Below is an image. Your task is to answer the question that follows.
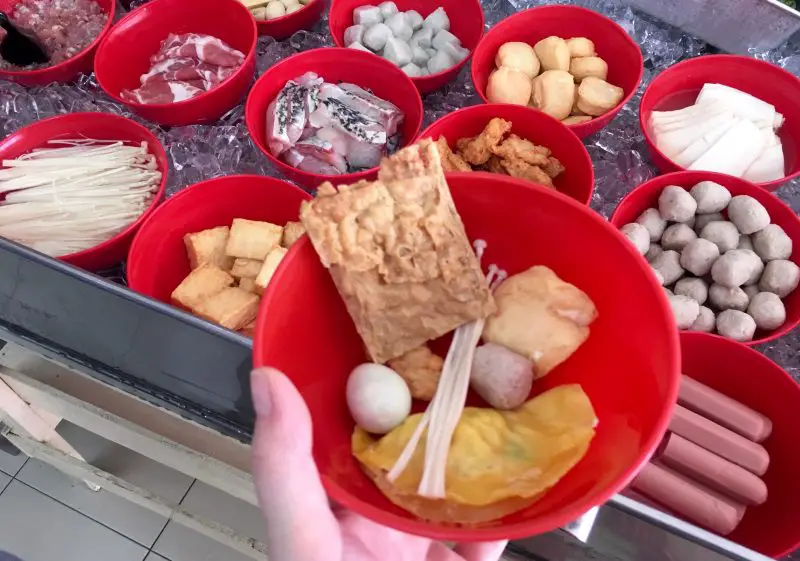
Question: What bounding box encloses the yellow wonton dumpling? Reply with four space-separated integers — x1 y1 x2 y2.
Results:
352 384 596 524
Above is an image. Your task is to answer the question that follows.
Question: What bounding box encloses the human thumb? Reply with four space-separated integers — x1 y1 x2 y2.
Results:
251 367 341 561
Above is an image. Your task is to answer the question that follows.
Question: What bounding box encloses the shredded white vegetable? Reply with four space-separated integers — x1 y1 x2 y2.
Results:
0 139 161 257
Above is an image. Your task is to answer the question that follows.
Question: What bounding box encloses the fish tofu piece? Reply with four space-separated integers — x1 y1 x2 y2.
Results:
171 264 234 310
281 221 306 248
457 118 512 166
225 218 283 260
238 277 257 293
387 345 443 401
229 258 263 279
483 265 598 377
255 247 288 295
195 287 260 331
434 136 472 172
184 226 234 270
490 134 550 166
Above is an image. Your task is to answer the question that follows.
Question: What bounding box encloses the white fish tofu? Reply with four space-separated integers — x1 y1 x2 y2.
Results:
383 36 412 67
423 6 450 32
427 49 454 74
432 29 460 50
354 5 382 26
409 27 434 48
344 24 365 47
385 12 413 42
363 22 392 51
378 1 398 18
401 62 423 77
405 9 424 30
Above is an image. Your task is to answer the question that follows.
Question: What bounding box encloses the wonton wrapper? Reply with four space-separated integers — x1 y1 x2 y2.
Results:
352 384 596 524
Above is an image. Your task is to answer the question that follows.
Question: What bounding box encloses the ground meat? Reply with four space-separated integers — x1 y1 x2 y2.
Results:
0 0 107 70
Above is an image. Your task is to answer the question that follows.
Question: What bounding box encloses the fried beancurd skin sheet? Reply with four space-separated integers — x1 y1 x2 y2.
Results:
353 385 597 524
299 140 496 364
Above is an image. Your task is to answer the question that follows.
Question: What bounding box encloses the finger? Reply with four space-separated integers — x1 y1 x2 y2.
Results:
453 541 509 561
251 367 341 561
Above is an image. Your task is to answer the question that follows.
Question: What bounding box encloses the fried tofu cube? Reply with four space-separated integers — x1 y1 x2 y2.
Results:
184 226 234 270
238 277 257 293
281 221 306 248
225 219 283 260
171 264 234 310
194 287 260 331
254 247 288 295
230 258 263 279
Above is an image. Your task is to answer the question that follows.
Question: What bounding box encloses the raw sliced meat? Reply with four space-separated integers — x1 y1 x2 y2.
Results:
152 33 245 68
121 80 205 105
140 58 237 90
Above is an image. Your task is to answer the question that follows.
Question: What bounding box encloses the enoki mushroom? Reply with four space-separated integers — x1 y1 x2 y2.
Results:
0 139 161 257
388 239 508 499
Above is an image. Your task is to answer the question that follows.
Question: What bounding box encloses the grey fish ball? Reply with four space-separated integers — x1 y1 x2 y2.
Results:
636 208 667 242
727 195 770 235
620 223 650 256
651 250 685 285
740 249 765 285
690 181 732 213
738 235 754 251
646 243 663 262
743 284 760 300
711 249 758 288
747 292 786 331
694 212 724 234
662 223 698 251
716 310 757 342
752 224 792 261
664 287 674 296
675 277 708 305
669 294 700 329
759 259 800 298
681 238 720 276
659 185 698 223
689 306 716 333
701 221 740 253
709 283 749 311
651 266 665 286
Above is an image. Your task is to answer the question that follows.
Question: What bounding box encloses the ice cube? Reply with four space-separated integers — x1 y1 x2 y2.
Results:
423 7 450 32
354 5 382 26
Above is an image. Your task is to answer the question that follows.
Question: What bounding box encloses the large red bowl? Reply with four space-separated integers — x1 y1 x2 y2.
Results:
245 47 424 190
127 175 311 305
94 0 257 126
678 332 800 558
418 104 594 205
471 5 643 139
0 112 167 272
639 55 800 191
253 171 680 541
609 171 800 346
0 0 115 86
329 0 485 94
255 0 325 39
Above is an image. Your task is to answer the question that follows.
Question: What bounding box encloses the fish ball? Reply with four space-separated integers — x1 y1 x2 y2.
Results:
636 208 667 242
669 294 700 329
620 223 650 256
569 56 608 82
346 363 411 434
662 223 697 251
689 306 716 333
405 9 423 30
495 42 540 78
716 310 757 342
694 212 724 234
711 249 758 288
681 238 720 277
709 283 749 312
759 259 800 298
659 185 698 223
487 67 532 106
531 70 575 121
738 235 754 251
385 12 413 42
651 249 685 286
727 195 770 235
747 292 786 331
700 221 740 253
354 5 383 26
742 284 759 300
344 24 365 46
675 277 708 305
646 243 663 262
566 37 595 57
471 343 534 410
533 36 570 71
752 224 792 261
423 6 450 32
363 22 392 51
690 181 731 213
651 267 665 286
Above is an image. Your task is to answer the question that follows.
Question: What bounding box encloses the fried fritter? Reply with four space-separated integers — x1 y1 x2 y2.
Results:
499 159 555 188
542 156 566 179
457 118 513 166
491 134 550 166
433 136 472 172
387 345 443 401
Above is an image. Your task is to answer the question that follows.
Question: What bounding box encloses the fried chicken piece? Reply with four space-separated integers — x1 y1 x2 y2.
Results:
542 157 566 179
499 159 555 188
490 134 551 167
485 155 506 175
387 345 443 401
434 136 472 172
457 118 513 166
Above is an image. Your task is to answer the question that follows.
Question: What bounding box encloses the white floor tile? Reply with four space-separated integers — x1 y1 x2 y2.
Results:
180 481 268 543
17 459 168 548
0 470 11 492
152 522 257 561
0 447 27 477
144 554 169 561
0 480 147 561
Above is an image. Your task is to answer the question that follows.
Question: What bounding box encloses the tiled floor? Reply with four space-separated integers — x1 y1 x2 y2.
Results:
0 423 262 561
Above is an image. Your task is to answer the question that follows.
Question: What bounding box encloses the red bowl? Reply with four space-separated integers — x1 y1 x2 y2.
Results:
0 112 167 272
678 332 800 558
328 0 485 94
127 175 311 305
253 171 680 541
418 104 594 205
609 171 800 346
255 0 325 39
471 5 644 139
245 47 424 190
639 55 800 191
0 0 115 86
94 0 257 126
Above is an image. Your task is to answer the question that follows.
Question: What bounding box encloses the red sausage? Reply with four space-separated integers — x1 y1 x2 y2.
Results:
670 405 770 476
680 375 772 442
632 463 745 536
660 433 768 505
